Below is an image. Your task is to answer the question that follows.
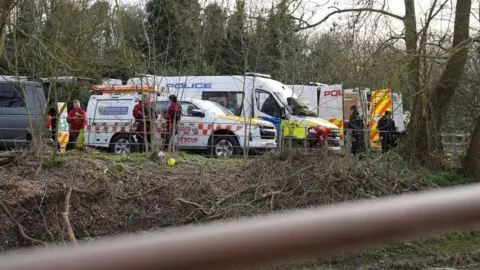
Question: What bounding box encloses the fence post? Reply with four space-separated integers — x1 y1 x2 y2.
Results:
211 121 215 158
304 126 308 149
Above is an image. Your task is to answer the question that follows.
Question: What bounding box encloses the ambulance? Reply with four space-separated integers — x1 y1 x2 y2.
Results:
287 83 405 149
126 73 342 150
84 84 277 157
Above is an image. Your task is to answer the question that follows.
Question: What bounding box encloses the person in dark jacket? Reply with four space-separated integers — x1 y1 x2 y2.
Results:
377 110 396 153
46 107 61 150
66 100 86 151
162 94 182 151
347 105 365 155
133 93 157 152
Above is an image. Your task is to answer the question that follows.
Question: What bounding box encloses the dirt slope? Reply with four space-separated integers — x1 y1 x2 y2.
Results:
1 150 472 269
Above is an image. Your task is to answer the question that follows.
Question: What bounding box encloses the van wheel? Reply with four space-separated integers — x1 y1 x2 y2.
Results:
211 135 239 158
109 134 132 155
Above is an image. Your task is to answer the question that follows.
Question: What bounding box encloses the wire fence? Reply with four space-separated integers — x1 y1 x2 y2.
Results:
0 118 335 157
441 133 470 156
0 118 471 159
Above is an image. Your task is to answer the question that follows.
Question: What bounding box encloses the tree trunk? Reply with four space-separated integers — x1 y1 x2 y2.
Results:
464 5 480 181
465 117 480 181
404 0 472 167
427 0 471 146
404 0 419 111
0 0 18 56
0 21 7 56
402 0 428 163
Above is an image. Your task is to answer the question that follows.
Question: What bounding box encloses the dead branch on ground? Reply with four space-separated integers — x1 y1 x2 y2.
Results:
0 201 46 246
119 184 167 200
62 188 78 245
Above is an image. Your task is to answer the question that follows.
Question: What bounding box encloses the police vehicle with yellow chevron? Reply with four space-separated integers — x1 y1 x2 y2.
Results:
127 73 341 150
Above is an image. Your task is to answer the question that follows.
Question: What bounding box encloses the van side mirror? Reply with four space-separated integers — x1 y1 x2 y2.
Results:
280 107 286 119
287 97 292 106
190 109 205 118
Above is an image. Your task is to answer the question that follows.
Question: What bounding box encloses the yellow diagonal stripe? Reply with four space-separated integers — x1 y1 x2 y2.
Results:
369 89 392 148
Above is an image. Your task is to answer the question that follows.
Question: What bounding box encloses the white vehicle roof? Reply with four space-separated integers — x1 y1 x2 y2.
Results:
127 75 299 98
0 75 28 82
101 78 123 85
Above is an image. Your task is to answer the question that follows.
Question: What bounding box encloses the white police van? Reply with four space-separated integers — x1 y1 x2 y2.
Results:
126 73 341 150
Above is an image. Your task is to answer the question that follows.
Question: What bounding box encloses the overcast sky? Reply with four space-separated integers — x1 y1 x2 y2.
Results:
113 0 478 37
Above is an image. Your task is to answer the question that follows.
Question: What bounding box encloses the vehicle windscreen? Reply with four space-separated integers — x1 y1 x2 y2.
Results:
273 90 317 117
156 100 234 116
0 83 25 107
205 101 234 116
273 90 297 109
289 97 317 117
0 83 46 109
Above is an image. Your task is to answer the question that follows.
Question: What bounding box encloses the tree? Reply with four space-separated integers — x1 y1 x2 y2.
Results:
146 0 201 71
405 0 472 167
201 3 227 73
0 0 18 56
294 0 473 168
464 31 480 180
217 0 247 74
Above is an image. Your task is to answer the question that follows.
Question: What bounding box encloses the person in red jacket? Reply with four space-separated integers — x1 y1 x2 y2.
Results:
66 100 86 151
133 93 157 152
162 94 182 151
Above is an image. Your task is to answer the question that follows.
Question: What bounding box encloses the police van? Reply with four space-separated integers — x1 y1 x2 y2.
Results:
126 73 341 150
84 84 277 157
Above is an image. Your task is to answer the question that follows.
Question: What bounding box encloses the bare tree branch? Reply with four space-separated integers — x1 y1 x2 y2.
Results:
62 188 78 245
0 202 46 246
294 6 403 32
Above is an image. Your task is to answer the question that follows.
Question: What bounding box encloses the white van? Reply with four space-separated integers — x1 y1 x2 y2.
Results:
287 83 405 132
126 73 341 150
288 83 406 150
84 84 277 156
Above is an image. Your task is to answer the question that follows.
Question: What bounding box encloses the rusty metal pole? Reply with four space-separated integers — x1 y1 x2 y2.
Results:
2 184 480 270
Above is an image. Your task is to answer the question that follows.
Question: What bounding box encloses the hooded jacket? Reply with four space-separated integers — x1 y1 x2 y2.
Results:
66 108 86 133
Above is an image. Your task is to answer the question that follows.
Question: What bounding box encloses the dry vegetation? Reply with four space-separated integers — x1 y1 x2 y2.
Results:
0 150 457 267
2 0 480 267
0 148 477 268
0 150 478 268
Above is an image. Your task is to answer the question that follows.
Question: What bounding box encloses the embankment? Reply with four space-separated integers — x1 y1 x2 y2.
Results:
0 150 477 269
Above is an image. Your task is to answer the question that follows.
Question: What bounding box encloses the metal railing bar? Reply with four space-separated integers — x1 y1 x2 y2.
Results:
1 184 480 270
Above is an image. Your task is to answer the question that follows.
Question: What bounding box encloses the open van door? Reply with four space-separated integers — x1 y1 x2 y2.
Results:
342 91 360 151
392 93 405 132
368 89 392 150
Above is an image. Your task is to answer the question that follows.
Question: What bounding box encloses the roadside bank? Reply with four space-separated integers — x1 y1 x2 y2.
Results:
0 150 476 269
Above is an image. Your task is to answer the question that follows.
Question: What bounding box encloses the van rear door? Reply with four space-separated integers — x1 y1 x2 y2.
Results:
88 97 133 147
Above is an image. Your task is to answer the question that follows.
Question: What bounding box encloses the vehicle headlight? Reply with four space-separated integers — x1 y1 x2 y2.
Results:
258 123 273 129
